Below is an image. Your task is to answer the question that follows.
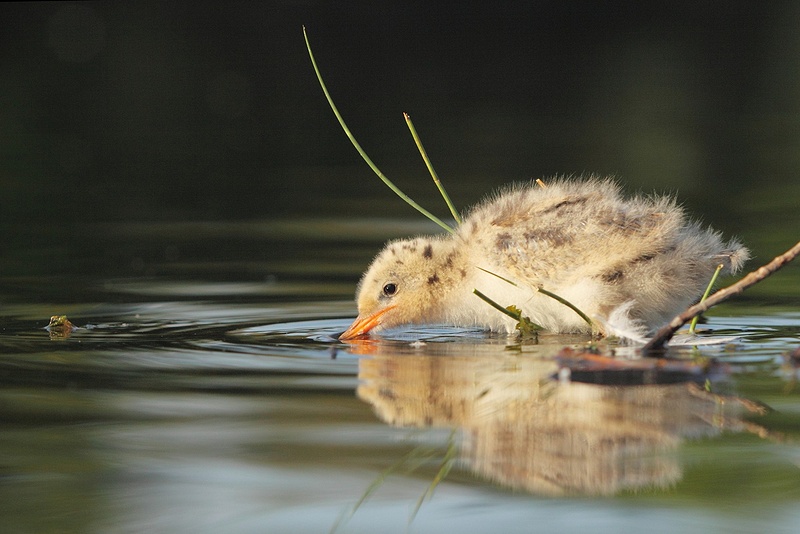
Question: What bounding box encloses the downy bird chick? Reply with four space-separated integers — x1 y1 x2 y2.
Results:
340 178 748 339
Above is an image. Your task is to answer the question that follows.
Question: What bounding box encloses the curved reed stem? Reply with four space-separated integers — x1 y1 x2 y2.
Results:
303 27 455 234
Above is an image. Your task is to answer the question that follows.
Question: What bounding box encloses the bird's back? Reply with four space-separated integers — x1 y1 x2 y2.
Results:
458 178 747 330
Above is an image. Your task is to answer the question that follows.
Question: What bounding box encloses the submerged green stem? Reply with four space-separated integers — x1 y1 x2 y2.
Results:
689 263 725 335
403 112 462 225
303 27 455 234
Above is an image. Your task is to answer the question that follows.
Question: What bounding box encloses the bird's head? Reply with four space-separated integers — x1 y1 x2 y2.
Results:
339 236 465 340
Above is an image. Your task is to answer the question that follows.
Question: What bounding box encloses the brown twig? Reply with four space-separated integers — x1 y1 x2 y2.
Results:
642 240 800 353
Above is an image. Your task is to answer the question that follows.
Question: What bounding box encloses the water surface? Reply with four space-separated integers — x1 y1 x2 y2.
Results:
0 217 798 534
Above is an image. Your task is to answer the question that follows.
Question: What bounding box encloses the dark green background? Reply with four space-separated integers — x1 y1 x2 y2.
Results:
3 2 799 225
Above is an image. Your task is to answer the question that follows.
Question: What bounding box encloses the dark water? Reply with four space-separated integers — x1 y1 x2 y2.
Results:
1 214 798 534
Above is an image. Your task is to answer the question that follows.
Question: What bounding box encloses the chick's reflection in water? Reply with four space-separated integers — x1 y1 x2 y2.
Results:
355 344 762 496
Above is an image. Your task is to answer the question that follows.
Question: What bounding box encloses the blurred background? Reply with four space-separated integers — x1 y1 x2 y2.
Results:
2 2 799 231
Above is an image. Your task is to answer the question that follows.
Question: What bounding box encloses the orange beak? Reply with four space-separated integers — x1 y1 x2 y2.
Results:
339 305 396 340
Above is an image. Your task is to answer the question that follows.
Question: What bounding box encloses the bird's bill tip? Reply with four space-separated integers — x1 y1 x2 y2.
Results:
339 305 396 340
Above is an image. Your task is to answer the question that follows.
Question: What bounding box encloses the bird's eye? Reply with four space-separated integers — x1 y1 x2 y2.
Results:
382 283 398 296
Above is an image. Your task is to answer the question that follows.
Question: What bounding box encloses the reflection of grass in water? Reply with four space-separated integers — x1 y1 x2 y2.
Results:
411 430 459 522
331 430 457 533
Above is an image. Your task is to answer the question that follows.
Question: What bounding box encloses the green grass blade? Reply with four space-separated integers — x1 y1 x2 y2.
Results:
537 286 594 328
476 267 592 331
303 27 455 234
476 266 519 286
403 112 462 225
473 289 521 321
689 263 724 334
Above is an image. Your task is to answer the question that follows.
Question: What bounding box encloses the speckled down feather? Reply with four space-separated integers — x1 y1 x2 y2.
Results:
340 178 748 339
